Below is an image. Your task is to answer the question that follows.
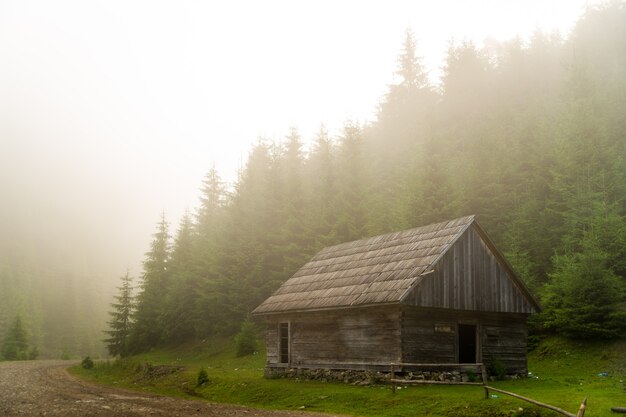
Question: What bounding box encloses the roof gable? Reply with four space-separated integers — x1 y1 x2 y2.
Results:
404 222 540 313
253 216 475 315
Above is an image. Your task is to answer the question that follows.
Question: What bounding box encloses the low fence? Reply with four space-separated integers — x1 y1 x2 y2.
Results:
388 363 587 417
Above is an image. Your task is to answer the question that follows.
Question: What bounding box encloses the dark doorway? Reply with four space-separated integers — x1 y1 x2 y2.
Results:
279 322 289 363
458 324 477 363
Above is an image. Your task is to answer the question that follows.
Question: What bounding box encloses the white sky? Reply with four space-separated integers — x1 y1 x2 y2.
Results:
0 0 594 277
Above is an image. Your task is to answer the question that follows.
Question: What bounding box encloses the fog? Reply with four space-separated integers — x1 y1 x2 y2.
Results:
0 0 594 355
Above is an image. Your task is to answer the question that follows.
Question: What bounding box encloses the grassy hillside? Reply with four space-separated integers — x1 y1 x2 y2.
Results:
71 336 625 417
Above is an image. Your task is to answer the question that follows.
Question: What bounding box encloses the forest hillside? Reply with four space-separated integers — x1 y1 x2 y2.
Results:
118 2 625 355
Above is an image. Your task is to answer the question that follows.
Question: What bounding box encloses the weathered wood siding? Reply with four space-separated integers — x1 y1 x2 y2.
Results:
406 225 535 314
401 307 528 373
265 320 279 364
264 307 402 367
401 308 456 363
481 315 528 374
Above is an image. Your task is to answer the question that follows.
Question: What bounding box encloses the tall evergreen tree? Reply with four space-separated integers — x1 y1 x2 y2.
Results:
542 231 626 339
193 167 236 336
162 213 200 344
306 126 338 245
276 128 316 275
103 272 134 357
334 122 369 242
129 214 171 352
1 315 28 360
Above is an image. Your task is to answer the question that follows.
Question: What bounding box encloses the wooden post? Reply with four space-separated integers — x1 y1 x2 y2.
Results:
481 363 489 399
391 363 396 394
576 398 587 417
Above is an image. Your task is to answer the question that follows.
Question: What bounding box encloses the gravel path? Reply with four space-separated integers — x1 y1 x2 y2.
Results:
0 360 343 417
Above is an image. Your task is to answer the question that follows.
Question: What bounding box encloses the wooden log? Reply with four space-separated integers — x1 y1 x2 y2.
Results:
576 398 586 417
399 363 483 368
486 386 576 417
611 406 626 413
390 379 482 386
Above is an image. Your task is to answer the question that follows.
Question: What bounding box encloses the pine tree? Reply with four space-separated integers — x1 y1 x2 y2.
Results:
306 125 338 245
276 128 316 276
103 272 134 357
395 28 429 89
129 214 171 352
542 234 626 339
1 315 29 360
334 122 369 242
162 213 200 344
193 167 235 336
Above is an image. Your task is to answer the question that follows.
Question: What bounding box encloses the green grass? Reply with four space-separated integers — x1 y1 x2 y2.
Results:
71 336 625 417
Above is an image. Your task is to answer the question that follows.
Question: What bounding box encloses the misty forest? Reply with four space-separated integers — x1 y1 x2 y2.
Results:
1 3 625 360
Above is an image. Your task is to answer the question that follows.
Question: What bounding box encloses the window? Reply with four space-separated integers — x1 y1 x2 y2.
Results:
279 322 289 364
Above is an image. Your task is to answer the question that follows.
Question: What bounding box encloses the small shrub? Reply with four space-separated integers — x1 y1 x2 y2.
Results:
196 367 209 387
466 370 477 382
81 356 94 369
526 335 541 352
489 358 507 380
235 318 258 357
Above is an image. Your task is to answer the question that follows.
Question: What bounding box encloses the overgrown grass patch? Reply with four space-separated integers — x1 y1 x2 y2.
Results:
71 336 625 417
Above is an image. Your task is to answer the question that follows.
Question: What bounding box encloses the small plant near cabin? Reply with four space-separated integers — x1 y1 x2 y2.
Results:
235 318 258 357
196 367 209 387
81 356 94 369
489 358 507 380
526 335 541 352
466 369 477 382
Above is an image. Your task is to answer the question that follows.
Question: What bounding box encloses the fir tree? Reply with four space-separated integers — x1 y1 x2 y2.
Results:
542 234 626 339
333 121 369 242
129 214 171 352
1 315 28 360
162 213 199 344
306 125 338 245
193 167 235 336
103 272 134 357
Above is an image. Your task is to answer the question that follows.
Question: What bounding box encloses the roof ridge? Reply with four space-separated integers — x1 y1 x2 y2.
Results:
318 215 475 255
298 242 451 275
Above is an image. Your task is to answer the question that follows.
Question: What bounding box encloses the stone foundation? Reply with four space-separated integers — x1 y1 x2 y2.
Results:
265 367 386 384
264 367 519 384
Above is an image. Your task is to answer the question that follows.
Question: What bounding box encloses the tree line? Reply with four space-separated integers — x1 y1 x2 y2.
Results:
105 3 626 357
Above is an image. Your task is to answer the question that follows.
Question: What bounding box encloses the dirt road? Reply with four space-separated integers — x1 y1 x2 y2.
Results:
0 361 342 417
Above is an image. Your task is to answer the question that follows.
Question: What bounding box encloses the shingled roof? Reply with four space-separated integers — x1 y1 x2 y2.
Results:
253 215 479 315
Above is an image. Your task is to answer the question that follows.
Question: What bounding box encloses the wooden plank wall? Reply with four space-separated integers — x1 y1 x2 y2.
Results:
264 307 402 367
265 321 279 364
481 317 528 374
407 225 535 314
401 307 528 373
401 308 456 363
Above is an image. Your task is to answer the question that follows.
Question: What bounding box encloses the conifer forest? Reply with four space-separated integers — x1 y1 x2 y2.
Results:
1 3 625 359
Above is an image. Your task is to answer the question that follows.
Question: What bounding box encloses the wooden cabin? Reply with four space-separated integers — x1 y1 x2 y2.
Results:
252 216 540 375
